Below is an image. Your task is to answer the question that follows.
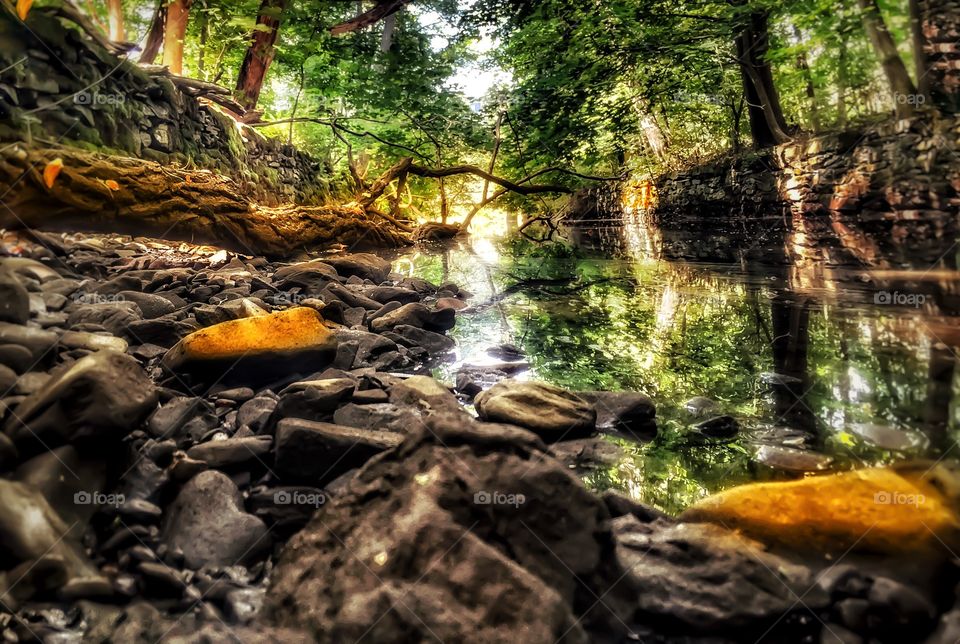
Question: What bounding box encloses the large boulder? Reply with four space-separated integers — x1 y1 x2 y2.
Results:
369 302 456 333
161 470 271 569
681 464 960 558
265 414 631 643
474 379 597 442
162 307 337 382
321 253 391 283
4 350 157 450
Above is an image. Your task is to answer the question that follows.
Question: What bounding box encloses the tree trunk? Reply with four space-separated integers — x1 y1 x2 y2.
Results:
857 0 917 118
235 0 286 111
197 6 208 79
106 0 124 41
162 0 193 75
793 27 820 131
735 11 792 147
0 148 407 257
909 0 931 98
139 0 166 65
837 38 848 127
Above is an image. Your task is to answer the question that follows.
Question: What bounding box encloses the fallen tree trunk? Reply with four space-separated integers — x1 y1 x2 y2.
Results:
0 146 408 257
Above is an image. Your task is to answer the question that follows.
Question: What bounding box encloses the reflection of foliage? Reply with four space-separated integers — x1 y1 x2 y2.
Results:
403 242 958 514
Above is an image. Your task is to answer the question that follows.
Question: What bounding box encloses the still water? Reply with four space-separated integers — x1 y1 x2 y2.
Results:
392 216 960 515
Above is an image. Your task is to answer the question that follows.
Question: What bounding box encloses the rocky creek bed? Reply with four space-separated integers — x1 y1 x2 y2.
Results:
0 230 958 643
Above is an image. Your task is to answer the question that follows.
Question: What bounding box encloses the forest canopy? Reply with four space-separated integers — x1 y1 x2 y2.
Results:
55 0 936 224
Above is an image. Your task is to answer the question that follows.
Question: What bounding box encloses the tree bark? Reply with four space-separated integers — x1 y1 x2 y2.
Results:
857 0 917 118
330 0 411 35
139 0 166 65
106 0 124 41
0 147 407 256
235 0 286 111
735 10 792 147
162 0 194 75
909 0 931 98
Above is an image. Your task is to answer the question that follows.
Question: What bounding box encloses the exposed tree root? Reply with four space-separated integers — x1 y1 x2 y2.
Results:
0 146 409 257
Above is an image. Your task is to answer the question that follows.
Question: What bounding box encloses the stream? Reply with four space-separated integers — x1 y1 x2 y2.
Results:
395 219 960 514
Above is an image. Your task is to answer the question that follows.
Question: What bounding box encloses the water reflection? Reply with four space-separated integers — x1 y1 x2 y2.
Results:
393 211 960 515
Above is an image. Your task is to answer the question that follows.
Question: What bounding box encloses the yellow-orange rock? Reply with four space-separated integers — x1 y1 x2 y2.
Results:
162 307 337 380
681 465 960 558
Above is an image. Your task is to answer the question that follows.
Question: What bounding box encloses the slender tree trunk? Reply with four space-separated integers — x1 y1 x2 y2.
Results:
908 0 931 99
380 11 396 52
162 0 194 75
837 37 849 127
235 0 286 111
139 0 166 65
857 0 917 117
793 27 820 131
197 6 208 80
736 11 792 147
106 0 124 41
439 177 449 224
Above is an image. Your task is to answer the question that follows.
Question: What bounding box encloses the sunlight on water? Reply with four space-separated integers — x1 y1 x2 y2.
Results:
390 211 960 514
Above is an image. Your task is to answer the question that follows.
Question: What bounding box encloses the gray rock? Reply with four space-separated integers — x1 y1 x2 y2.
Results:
186 435 273 469
753 444 833 472
266 413 629 643
147 396 218 442
474 379 596 442
0 322 58 360
162 470 270 569
5 350 157 449
613 515 826 631
0 343 33 373
67 301 143 336
693 415 740 439
237 393 278 433
578 390 656 435
370 302 456 333
389 375 462 414
274 418 402 484
0 271 29 324
391 324 455 355
322 253 391 283
117 291 177 319
277 378 356 419
333 402 427 433
14 445 107 531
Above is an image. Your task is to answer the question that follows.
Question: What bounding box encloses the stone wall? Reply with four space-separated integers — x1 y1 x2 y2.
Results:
0 10 337 206
645 115 960 267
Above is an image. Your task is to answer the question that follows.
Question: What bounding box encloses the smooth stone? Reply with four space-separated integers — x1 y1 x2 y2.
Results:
360 286 421 305
321 254 391 283
0 271 30 324
370 302 455 333
683 396 721 417
0 343 33 373
67 301 143 337
388 375 462 414
486 343 525 360
5 350 158 448
13 371 50 395
474 379 597 442
0 322 58 360
60 330 129 353
116 499 163 523
753 444 833 472
14 445 107 530
186 435 273 469
237 393 278 433
390 324 455 355
277 378 356 419
215 387 255 403
578 390 656 435
162 470 270 569
0 364 16 392
350 388 389 404
116 291 177 319
436 297 468 311
681 464 960 557
274 418 402 484
161 307 337 380
147 396 219 441
693 414 740 439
